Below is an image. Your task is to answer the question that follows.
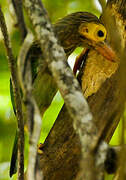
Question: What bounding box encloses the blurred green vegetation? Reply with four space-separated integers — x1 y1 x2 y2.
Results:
0 0 122 180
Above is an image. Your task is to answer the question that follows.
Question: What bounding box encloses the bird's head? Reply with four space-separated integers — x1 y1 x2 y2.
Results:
54 12 116 61
79 21 106 44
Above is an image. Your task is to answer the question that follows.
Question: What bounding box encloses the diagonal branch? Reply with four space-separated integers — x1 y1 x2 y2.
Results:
0 6 24 180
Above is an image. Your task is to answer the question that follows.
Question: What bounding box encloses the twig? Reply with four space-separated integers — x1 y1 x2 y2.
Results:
11 0 27 41
18 32 43 180
0 6 24 180
98 0 106 11
23 0 108 179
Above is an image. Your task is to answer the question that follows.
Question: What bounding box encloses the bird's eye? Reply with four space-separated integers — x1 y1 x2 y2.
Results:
97 30 104 37
85 28 88 33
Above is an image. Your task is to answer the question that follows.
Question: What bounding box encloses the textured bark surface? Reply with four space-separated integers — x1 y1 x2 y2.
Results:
88 69 123 142
40 106 81 180
39 0 126 179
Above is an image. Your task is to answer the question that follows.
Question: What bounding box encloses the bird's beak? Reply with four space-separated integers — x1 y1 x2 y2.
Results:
73 41 117 75
95 41 116 62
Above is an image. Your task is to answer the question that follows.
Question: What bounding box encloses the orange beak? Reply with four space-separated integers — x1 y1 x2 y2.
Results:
95 42 116 62
73 42 117 75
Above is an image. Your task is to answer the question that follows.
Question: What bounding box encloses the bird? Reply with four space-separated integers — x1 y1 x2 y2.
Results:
9 11 117 177
54 12 115 59
76 49 118 98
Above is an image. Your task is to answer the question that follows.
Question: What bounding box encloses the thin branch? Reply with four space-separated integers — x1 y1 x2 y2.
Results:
18 32 43 180
98 0 106 11
0 6 24 180
11 0 27 41
23 0 108 179
113 113 126 180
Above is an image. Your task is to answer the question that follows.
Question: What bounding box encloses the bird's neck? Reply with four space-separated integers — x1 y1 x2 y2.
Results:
53 25 79 57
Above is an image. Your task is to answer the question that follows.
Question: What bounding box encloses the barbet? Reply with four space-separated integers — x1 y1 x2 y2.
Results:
10 12 116 177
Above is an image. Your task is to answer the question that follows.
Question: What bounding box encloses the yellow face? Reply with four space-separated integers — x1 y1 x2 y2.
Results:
79 22 107 43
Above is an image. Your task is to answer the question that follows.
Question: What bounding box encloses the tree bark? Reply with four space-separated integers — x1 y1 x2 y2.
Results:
39 0 126 179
